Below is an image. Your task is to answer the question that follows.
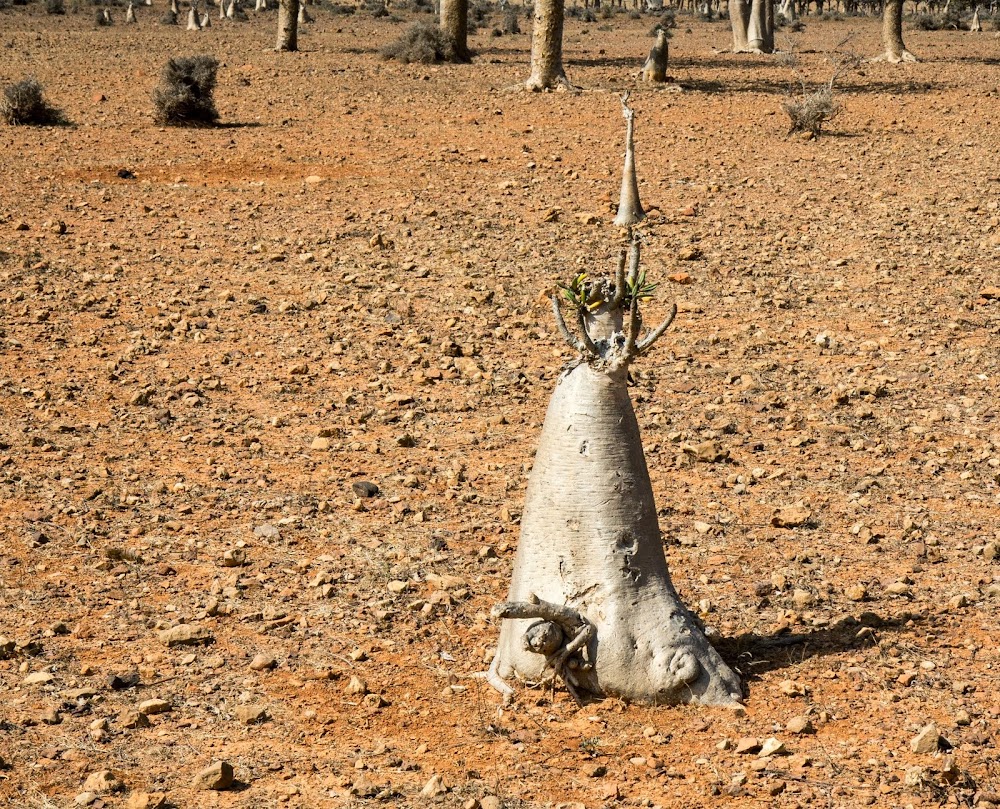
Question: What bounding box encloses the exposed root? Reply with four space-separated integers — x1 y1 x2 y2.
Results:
492 594 594 702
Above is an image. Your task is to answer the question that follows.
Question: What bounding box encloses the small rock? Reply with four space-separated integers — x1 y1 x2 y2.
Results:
234 704 268 725
23 671 55 686
83 770 123 793
222 548 246 567
352 481 379 498
126 792 167 809
75 793 98 806
108 671 141 690
254 523 281 539
304 175 324 184
41 706 62 725
771 505 812 528
480 798 502 809
955 709 972 726
779 679 806 696
137 698 172 716
420 775 448 797
249 652 277 671
345 675 368 695
911 723 940 754
904 765 925 787
118 710 151 729
387 579 409 594
785 716 815 735
192 760 234 791
157 624 213 647
845 584 867 601
886 581 911 596
311 436 331 451
759 738 786 757
735 737 761 754
792 588 814 609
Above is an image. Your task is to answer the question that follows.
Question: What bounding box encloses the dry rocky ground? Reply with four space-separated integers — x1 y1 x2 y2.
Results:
2 3 1000 808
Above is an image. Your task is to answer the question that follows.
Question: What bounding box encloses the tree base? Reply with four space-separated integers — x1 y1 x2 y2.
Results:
872 49 918 63
524 73 574 92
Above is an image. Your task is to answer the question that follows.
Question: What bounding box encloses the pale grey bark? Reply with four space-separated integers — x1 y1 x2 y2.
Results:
491 334 741 705
730 0 750 51
747 0 773 53
613 95 645 227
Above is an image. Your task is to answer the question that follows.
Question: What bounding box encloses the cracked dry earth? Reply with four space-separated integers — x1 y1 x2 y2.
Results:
3 4 1000 808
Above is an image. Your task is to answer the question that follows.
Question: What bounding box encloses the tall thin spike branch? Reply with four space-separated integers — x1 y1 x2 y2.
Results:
613 92 645 227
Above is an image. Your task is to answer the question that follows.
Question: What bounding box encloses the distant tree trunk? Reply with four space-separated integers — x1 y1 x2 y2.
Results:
878 0 917 61
641 28 669 81
440 0 471 61
526 0 571 90
747 0 773 51
276 0 299 50
730 0 751 51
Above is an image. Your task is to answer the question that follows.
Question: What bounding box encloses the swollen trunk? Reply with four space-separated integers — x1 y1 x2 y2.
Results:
493 362 742 705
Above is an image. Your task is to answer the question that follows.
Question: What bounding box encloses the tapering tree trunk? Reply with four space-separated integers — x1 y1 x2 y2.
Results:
526 0 571 90
878 0 917 61
747 0 773 52
730 0 751 51
276 0 299 50
440 0 471 61
490 243 742 707
641 28 670 81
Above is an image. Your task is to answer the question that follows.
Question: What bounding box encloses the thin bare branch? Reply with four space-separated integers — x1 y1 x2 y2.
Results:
627 238 641 286
609 248 627 308
577 308 600 356
637 302 678 355
624 288 641 358
551 294 587 354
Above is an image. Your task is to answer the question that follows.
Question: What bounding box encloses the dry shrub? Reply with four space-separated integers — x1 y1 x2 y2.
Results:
1 78 67 126
380 22 458 63
152 55 220 127
783 85 839 136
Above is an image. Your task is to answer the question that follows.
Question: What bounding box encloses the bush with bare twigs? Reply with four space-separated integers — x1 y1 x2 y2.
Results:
1 78 67 126
152 55 220 127
380 22 459 63
781 39 859 137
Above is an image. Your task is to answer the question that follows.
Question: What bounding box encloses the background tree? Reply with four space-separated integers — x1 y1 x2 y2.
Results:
440 0 471 62
876 0 917 62
526 0 570 90
277 0 300 51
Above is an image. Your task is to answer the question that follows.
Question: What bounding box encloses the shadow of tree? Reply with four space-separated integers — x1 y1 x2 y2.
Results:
715 610 918 689
677 75 938 95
